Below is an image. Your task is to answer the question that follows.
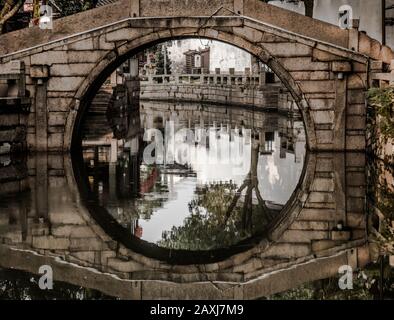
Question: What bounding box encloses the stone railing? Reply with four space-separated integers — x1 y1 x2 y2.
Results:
0 60 26 99
130 70 282 109
139 70 277 87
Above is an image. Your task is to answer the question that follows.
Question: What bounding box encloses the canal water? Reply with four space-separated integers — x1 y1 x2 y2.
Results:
80 101 306 251
0 100 393 299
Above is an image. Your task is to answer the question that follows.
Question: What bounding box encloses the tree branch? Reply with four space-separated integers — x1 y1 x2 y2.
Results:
0 0 23 32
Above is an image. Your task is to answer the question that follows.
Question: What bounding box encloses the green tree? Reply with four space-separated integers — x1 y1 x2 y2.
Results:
0 0 98 33
55 0 97 16
158 141 278 251
0 0 24 33
155 44 172 75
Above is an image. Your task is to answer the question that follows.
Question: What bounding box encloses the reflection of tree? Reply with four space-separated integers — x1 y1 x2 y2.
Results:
225 142 274 233
268 260 394 300
158 141 278 251
368 159 394 257
159 182 251 250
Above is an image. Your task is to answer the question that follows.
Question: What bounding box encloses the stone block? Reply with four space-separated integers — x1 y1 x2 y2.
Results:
47 132 64 150
347 90 366 104
261 43 312 57
290 221 329 231
52 225 96 238
299 80 335 93
346 198 365 213
261 243 311 259
347 104 366 116
346 115 365 130
310 178 335 192
298 208 338 221
47 97 72 112
346 135 365 151
47 77 85 91
31 52 68 65
332 61 351 72
311 110 334 124
358 32 372 56
71 251 96 264
67 51 105 63
370 60 383 71
50 63 94 76
69 238 106 251
347 74 367 89
380 45 394 64
30 65 49 78
49 212 86 225
347 213 366 229
48 112 67 127
282 57 330 71
280 230 329 242
311 240 339 252
331 230 351 241
309 99 335 110
107 258 144 273
32 235 70 250
66 39 95 51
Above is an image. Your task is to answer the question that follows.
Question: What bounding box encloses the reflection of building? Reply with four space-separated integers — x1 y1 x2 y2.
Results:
184 48 210 74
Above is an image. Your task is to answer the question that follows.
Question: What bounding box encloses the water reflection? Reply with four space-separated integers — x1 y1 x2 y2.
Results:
0 150 375 299
81 101 306 250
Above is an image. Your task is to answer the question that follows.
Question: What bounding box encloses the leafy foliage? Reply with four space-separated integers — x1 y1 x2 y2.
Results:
268 265 391 300
55 0 97 16
368 87 394 140
0 0 24 32
155 44 172 75
158 182 269 250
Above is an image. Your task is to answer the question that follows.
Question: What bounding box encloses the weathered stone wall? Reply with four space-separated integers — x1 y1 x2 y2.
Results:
0 17 370 152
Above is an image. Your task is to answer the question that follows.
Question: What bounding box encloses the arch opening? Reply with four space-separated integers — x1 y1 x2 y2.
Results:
70 35 311 264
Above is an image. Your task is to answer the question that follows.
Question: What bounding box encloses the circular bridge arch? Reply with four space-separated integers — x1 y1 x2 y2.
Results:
66 25 319 264
66 28 316 152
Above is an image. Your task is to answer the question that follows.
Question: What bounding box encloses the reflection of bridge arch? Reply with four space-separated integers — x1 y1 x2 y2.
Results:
0 152 369 298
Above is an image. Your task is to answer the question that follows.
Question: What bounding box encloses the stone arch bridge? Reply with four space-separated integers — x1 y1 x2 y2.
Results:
0 0 392 152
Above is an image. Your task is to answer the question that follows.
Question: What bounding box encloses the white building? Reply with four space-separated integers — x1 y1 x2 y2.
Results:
271 0 394 48
168 39 252 74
